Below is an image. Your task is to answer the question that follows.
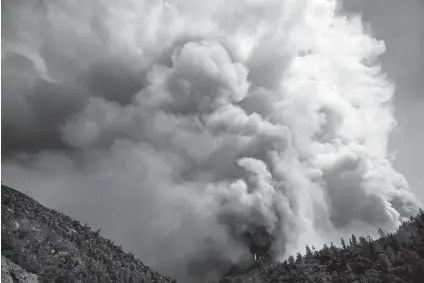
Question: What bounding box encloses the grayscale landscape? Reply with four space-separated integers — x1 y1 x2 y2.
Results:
2 0 423 282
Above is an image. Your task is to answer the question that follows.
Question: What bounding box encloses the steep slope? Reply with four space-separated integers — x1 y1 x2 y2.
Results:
218 211 424 283
2 255 38 283
3 183 424 283
1 185 175 283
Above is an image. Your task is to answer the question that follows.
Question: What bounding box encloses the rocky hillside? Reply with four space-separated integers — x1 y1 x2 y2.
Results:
1 185 175 283
2 255 38 283
3 183 424 283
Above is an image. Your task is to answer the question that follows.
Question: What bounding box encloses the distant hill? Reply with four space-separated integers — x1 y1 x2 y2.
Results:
218 211 424 283
1 185 175 283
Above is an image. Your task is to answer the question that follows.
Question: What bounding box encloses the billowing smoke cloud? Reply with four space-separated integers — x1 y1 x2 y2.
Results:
2 0 421 281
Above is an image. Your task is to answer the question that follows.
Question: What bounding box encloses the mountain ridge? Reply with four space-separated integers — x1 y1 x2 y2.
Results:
2 184 424 283
1 185 175 283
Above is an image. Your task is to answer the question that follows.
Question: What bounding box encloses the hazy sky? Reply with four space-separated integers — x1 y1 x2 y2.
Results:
343 0 424 202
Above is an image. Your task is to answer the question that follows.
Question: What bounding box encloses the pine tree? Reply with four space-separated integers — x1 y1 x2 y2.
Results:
378 253 391 272
322 244 329 253
296 252 303 265
341 237 346 249
330 242 337 254
377 228 385 238
305 245 313 258
288 255 295 265
351 234 357 246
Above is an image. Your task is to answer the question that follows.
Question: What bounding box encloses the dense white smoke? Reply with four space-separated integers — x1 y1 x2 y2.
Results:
2 0 421 281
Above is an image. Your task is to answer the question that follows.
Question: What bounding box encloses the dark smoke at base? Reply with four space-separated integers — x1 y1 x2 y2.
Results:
154 225 274 282
1 0 421 282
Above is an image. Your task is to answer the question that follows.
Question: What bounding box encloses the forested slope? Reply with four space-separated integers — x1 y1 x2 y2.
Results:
3 183 424 283
1 185 175 283
219 211 424 283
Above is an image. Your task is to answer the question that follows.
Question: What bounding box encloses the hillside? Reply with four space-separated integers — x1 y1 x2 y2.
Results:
2 255 38 283
2 184 424 283
1 185 175 283
218 212 424 283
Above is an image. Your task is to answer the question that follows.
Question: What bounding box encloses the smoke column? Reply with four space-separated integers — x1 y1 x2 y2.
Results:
2 0 420 281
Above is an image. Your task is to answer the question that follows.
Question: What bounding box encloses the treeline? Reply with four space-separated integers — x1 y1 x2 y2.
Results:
219 210 424 283
3 183 424 283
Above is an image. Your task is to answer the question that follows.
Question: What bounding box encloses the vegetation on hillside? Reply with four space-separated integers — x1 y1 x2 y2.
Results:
3 184 424 283
1 185 175 283
219 210 424 283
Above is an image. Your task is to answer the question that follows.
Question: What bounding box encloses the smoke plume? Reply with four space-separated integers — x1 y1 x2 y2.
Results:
2 0 420 281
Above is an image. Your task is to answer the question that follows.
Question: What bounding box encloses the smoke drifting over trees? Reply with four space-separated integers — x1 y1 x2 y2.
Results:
2 0 421 281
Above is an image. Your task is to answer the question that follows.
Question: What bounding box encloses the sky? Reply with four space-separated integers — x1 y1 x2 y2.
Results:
1 0 423 282
343 0 424 202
